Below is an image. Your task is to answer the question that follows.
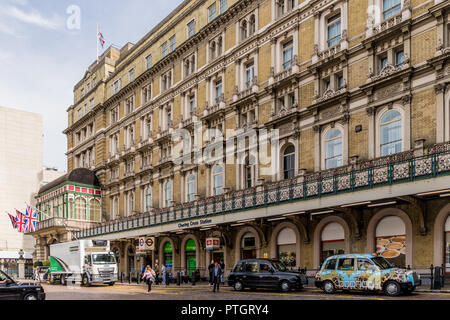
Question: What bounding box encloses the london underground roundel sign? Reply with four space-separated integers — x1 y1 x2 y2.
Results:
146 238 154 247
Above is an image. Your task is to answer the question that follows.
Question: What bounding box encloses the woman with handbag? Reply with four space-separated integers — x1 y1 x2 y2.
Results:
142 265 155 294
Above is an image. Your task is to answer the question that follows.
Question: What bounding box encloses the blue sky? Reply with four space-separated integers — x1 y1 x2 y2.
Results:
0 0 181 172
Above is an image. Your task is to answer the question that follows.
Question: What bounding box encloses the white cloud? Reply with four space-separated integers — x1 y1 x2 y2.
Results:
0 20 17 36
1 5 63 30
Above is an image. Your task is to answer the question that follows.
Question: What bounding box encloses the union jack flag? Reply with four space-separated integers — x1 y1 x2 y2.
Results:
98 27 105 49
8 213 17 229
24 205 37 233
16 210 26 233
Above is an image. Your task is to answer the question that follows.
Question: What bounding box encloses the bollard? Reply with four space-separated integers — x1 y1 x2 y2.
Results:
177 272 181 286
434 266 442 290
192 272 196 286
430 264 434 290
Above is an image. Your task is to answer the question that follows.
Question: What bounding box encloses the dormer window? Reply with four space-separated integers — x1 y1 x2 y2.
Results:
383 0 401 20
327 14 341 48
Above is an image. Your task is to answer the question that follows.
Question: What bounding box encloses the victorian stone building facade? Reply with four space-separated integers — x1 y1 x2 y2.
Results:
32 0 450 278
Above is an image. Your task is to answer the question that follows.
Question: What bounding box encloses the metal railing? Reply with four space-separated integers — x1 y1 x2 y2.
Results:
74 143 450 239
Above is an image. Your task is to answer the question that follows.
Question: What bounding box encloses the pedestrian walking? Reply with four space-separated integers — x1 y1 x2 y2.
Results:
181 268 189 284
220 260 225 285
208 260 215 285
141 265 156 294
212 262 222 293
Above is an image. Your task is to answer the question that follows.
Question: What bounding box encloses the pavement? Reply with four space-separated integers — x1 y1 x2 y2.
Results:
21 280 450 300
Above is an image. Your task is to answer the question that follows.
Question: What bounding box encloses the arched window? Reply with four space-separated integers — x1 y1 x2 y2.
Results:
321 222 345 264
217 37 223 56
210 41 216 60
75 197 87 221
380 110 402 156
213 165 224 195
241 20 248 40
277 228 297 267
186 174 196 202
145 187 152 212
376 216 406 267
324 128 343 169
283 145 295 180
249 15 256 36
90 199 101 222
164 181 173 208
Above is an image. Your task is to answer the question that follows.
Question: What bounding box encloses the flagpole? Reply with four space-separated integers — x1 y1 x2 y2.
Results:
97 23 99 62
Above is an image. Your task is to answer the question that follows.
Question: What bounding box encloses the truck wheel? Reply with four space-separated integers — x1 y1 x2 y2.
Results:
82 275 91 287
384 281 401 297
323 280 336 294
108 282 115 286
60 276 66 286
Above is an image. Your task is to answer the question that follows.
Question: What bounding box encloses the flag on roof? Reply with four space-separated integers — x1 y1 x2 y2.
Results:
24 205 37 233
98 25 105 49
8 213 17 229
16 210 26 233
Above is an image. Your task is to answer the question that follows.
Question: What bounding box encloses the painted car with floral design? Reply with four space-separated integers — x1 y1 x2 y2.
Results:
314 254 421 296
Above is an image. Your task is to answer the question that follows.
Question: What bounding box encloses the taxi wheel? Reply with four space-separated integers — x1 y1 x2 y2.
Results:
280 281 291 292
384 281 401 297
234 281 244 292
323 280 336 294
24 293 38 301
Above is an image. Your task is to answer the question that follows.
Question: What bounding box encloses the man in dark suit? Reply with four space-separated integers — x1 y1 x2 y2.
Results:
212 262 222 293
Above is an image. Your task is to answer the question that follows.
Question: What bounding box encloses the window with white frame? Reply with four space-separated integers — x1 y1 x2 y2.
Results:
142 150 152 168
219 0 228 14
245 156 256 188
189 94 196 117
90 98 94 110
169 35 176 53
126 95 135 114
324 128 343 169
327 14 341 48
161 42 168 58
283 145 295 180
187 20 195 38
142 84 152 104
395 49 404 67
245 61 255 89
112 79 121 95
126 191 135 216
164 181 173 208
145 54 152 70
145 116 152 138
378 54 388 72
213 165 224 195
84 103 87 115
208 3 217 22
380 110 402 156
111 133 119 155
145 187 152 211
215 79 223 104
276 0 296 18
186 174 196 202
77 108 82 120
383 0 401 20
241 20 248 41
129 68 135 82
282 40 294 70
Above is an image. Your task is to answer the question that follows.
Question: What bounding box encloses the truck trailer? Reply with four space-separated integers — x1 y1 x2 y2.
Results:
49 240 118 286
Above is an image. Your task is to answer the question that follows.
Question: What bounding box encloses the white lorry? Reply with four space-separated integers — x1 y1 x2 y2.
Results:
49 240 118 286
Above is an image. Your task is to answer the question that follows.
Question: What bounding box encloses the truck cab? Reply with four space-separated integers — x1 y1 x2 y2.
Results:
82 252 117 286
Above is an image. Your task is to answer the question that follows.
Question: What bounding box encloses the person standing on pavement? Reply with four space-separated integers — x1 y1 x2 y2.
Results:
154 264 160 285
220 260 225 285
161 264 166 285
208 260 215 285
142 266 155 294
212 262 222 293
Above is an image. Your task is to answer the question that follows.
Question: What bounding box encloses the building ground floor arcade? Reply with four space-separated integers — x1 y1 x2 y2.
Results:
109 198 450 279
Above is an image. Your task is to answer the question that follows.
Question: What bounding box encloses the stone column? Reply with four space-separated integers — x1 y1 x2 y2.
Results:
435 84 446 143
18 259 25 279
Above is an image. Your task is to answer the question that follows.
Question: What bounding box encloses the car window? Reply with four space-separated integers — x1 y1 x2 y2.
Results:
337 258 355 271
259 264 272 273
0 273 7 282
245 262 259 273
233 263 244 272
357 259 373 271
324 259 337 271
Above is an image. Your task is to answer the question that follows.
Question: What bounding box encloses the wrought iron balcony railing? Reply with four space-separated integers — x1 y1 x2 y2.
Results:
74 142 450 240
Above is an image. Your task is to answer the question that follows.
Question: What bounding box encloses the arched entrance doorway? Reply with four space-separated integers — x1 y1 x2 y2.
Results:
277 228 297 268
321 222 345 264
185 239 197 278
375 216 406 268
241 233 257 259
